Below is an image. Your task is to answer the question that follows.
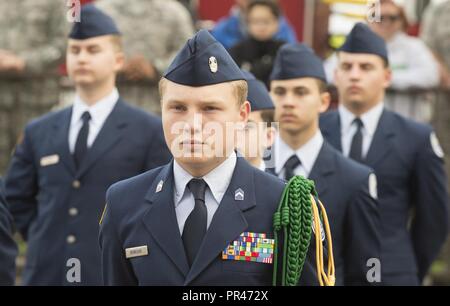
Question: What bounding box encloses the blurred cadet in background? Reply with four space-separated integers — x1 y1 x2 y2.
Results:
321 23 449 285
325 0 439 123
236 70 276 170
268 43 381 285
4 5 170 285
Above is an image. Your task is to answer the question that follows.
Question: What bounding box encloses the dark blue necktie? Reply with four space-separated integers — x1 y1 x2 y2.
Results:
284 155 301 181
349 118 364 163
74 111 91 169
182 178 208 266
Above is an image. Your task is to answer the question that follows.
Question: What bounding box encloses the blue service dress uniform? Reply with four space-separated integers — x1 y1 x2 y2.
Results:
100 155 321 285
266 42 381 285
320 109 449 284
4 99 170 285
0 178 17 285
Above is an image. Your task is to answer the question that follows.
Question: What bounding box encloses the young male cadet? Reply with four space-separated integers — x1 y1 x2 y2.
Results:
320 23 449 285
236 70 276 171
4 5 170 285
266 43 381 285
99 30 323 286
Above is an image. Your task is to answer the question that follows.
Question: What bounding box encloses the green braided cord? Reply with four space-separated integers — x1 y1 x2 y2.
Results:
272 176 316 286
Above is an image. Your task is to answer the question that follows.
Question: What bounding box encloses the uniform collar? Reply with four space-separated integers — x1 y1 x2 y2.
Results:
173 151 238 207
339 102 384 137
71 88 119 128
274 130 324 177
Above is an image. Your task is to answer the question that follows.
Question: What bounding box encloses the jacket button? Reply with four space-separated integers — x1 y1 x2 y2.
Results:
68 208 78 217
72 180 81 189
67 235 76 244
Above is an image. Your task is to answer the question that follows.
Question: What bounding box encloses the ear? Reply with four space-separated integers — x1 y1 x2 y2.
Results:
240 100 251 123
383 67 392 89
114 51 125 72
319 91 331 113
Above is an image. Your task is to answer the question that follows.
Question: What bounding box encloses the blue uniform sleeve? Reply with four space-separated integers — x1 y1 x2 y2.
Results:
344 173 381 285
0 187 17 286
4 125 39 240
411 131 449 281
99 187 138 286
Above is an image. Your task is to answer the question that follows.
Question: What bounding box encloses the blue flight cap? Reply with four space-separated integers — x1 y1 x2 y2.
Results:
69 4 121 39
164 30 245 86
270 43 327 82
338 22 389 63
242 70 274 111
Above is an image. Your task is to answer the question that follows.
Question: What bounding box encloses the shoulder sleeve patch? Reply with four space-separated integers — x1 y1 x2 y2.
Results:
369 173 378 200
430 132 445 159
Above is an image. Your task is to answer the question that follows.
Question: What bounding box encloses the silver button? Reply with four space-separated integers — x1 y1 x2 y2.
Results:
68 208 78 217
67 235 76 244
72 180 81 189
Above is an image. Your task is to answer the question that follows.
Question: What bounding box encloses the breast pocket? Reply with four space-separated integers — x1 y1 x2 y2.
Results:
222 257 273 274
37 154 69 186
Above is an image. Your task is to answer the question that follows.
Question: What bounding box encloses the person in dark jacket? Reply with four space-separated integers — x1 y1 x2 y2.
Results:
230 0 286 88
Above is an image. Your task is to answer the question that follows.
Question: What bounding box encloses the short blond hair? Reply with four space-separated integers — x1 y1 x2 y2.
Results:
159 77 248 106
109 35 123 52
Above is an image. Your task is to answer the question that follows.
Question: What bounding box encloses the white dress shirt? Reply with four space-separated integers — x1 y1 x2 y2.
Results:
274 131 324 179
173 151 237 235
338 103 384 159
68 88 119 153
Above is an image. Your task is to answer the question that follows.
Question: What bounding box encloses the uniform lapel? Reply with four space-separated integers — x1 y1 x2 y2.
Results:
184 157 256 285
76 100 128 179
308 142 335 197
142 161 190 277
364 109 395 167
321 112 343 152
51 107 76 175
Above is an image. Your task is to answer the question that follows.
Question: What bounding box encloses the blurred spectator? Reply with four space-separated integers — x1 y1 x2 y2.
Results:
421 0 450 90
369 0 439 90
96 0 194 114
211 0 297 50
230 0 286 87
325 0 439 122
0 0 69 174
